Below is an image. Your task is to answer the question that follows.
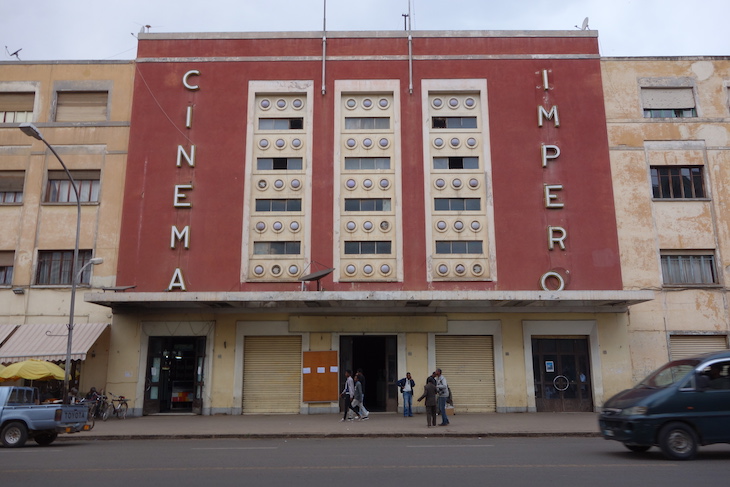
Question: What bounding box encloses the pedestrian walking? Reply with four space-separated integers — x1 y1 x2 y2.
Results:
352 374 369 420
340 370 359 421
397 372 416 417
434 368 450 426
355 371 369 419
417 376 438 427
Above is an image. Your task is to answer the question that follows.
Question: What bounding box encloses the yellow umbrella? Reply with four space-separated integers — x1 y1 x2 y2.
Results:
0 359 65 382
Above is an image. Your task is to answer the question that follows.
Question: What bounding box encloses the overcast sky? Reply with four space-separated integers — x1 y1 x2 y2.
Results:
2 0 728 61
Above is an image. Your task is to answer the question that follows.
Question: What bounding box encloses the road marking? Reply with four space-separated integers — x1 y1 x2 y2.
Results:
3 463 678 474
407 445 494 448
191 447 278 450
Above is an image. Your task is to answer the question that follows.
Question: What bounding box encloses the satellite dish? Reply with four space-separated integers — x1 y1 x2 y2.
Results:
299 267 335 291
581 17 589 30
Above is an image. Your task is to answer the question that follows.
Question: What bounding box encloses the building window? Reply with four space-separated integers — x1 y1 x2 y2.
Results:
433 157 479 170
641 87 696 119
0 92 34 123
253 241 301 255
344 241 392 255
256 158 303 171
55 91 109 122
344 117 390 130
45 170 100 203
432 117 477 129
0 251 14 285
435 240 484 254
651 166 705 199
434 198 481 211
0 171 25 203
661 253 718 286
258 118 303 130
344 157 391 170
254 199 302 212
35 249 93 285
344 198 391 212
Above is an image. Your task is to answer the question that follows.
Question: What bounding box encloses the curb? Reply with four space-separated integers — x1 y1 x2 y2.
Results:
58 431 601 441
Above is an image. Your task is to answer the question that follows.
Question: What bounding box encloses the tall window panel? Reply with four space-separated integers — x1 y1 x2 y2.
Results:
335 81 402 283
243 82 313 282
423 81 493 282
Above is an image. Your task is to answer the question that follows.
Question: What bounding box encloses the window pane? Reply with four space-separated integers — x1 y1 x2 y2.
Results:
435 241 450 254
360 199 376 211
433 158 448 170
344 199 359 211
465 198 481 211
451 241 467 253
661 254 717 285
344 242 358 254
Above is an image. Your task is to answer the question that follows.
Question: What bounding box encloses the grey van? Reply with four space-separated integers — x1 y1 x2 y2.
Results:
599 350 730 460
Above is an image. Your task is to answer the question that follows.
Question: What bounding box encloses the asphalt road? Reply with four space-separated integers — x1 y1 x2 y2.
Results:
2 437 729 487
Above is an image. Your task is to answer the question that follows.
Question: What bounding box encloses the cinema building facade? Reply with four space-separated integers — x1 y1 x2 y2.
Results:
75 29 659 416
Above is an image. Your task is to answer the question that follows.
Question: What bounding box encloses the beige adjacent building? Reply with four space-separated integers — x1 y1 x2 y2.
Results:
0 61 134 395
603 57 730 382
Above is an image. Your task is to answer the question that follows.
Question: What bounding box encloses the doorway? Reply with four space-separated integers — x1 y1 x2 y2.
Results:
532 337 593 412
339 335 397 412
143 336 206 415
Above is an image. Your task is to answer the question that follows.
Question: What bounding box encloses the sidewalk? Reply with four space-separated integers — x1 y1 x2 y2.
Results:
72 412 600 440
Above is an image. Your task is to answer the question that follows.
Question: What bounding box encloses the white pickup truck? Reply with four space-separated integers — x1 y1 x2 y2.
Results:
0 386 92 447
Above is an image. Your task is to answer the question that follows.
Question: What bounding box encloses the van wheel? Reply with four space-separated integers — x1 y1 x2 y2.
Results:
659 422 697 460
34 433 58 446
1 421 28 448
624 443 651 453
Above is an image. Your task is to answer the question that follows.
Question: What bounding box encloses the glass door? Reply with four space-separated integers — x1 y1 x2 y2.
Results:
532 338 593 412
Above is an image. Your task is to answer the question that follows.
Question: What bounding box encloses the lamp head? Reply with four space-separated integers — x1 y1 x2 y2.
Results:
89 257 104 265
19 122 43 141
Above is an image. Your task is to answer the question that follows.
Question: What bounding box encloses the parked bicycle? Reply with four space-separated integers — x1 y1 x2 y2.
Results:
105 392 128 420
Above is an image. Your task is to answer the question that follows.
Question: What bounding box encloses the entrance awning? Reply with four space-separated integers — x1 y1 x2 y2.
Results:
0 323 109 364
85 289 654 314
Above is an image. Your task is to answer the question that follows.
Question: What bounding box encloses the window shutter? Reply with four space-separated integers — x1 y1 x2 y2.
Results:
641 88 695 109
0 251 14 267
0 92 34 111
0 171 25 192
55 91 108 122
47 170 101 180
670 335 728 360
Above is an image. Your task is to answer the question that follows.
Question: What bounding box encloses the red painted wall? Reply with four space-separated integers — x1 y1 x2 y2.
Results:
118 34 621 292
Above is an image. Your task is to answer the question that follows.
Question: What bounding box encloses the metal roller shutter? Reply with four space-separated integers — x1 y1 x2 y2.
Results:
669 335 728 360
243 336 302 413
435 335 495 412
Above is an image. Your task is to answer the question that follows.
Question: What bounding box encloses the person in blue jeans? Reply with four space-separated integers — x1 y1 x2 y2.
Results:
434 368 450 425
397 372 416 417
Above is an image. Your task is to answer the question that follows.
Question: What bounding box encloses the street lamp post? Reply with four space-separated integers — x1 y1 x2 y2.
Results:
19 122 102 403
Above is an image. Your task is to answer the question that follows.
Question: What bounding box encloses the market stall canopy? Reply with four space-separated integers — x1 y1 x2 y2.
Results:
0 323 109 364
0 324 17 346
0 359 65 381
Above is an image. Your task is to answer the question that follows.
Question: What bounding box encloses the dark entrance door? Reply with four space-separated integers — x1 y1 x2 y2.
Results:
143 336 205 415
339 336 397 412
532 337 593 412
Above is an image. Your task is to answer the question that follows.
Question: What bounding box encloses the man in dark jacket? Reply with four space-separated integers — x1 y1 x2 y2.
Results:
397 372 416 417
417 376 438 427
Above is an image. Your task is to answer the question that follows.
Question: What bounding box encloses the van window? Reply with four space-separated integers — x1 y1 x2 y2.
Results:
641 360 699 388
700 360 730 390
